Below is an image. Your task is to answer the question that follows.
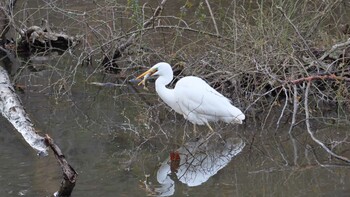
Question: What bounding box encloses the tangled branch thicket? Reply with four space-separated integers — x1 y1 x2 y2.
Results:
81 0 350 126
1 0 350 162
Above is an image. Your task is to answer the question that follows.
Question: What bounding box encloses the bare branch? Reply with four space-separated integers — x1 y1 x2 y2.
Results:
276 6 322 68
44 134 78 196
288 74 350 84
118 0 168 54
304 81 350 163
319 38 350 61
204 0 219 36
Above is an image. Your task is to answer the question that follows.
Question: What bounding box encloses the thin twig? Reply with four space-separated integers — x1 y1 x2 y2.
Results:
276 6 321 68
143 0 167 28
319 38 350 61
288 84 299 134
288 74 350 84
204 0 219 36
304 81 350 163
305 0 342 38
289 84 299 166
275 86 288 129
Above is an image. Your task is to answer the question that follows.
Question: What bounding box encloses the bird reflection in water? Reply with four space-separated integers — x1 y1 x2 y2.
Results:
154 137 245 196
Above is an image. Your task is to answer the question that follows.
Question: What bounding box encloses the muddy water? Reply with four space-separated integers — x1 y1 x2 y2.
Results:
1 0 350 196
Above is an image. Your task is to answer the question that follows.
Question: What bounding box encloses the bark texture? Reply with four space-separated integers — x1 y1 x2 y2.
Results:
0 65 48 155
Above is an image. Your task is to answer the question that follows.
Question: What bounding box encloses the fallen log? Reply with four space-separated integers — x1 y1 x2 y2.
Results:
18 25 79 53
1 0 78 55
0 65 48 155
0 64 78 196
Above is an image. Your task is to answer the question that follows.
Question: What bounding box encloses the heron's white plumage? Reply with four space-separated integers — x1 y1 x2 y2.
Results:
138 62 245 126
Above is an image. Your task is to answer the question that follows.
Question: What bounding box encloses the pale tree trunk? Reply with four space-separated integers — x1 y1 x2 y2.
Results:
0 65 78 196
0 65 48 155
0 1 77 195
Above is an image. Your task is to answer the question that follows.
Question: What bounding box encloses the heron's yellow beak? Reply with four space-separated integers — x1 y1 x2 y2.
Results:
136 68 156 86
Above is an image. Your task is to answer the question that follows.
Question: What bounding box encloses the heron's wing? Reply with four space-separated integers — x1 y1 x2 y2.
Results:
176 85 231 116
174 77 244 123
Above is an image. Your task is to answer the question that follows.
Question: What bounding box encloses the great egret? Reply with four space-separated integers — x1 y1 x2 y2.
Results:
136 62 245 131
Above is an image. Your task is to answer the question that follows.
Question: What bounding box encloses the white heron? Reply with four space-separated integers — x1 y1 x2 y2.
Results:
136 62 245 131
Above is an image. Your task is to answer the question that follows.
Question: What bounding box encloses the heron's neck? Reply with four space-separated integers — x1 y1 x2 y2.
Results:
155 75 175 106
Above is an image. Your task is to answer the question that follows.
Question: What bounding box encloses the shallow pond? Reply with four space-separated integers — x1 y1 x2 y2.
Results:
1 61 349 196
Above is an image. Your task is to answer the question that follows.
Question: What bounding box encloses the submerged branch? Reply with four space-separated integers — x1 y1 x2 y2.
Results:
44 135 78 197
